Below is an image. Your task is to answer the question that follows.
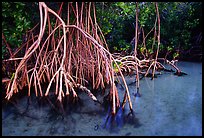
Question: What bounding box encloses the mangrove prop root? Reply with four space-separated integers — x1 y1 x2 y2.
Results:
3 2 186 117
3 2 132 115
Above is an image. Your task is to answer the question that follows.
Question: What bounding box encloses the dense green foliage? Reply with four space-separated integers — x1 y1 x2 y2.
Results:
159 2 201 51
96 2 135 52
2 2 29 58
2 2 202 60
2 2 39 59
96 2 202 59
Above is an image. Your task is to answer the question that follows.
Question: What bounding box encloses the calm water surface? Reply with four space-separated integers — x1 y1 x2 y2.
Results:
2 61 202 136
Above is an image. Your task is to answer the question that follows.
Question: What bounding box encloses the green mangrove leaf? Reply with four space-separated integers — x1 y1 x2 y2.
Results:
112 61 123 73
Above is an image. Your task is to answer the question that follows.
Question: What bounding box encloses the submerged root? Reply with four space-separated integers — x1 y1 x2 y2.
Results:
101 104 139 130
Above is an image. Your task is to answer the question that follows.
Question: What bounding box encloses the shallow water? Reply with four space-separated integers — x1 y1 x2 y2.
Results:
2 61 202 136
